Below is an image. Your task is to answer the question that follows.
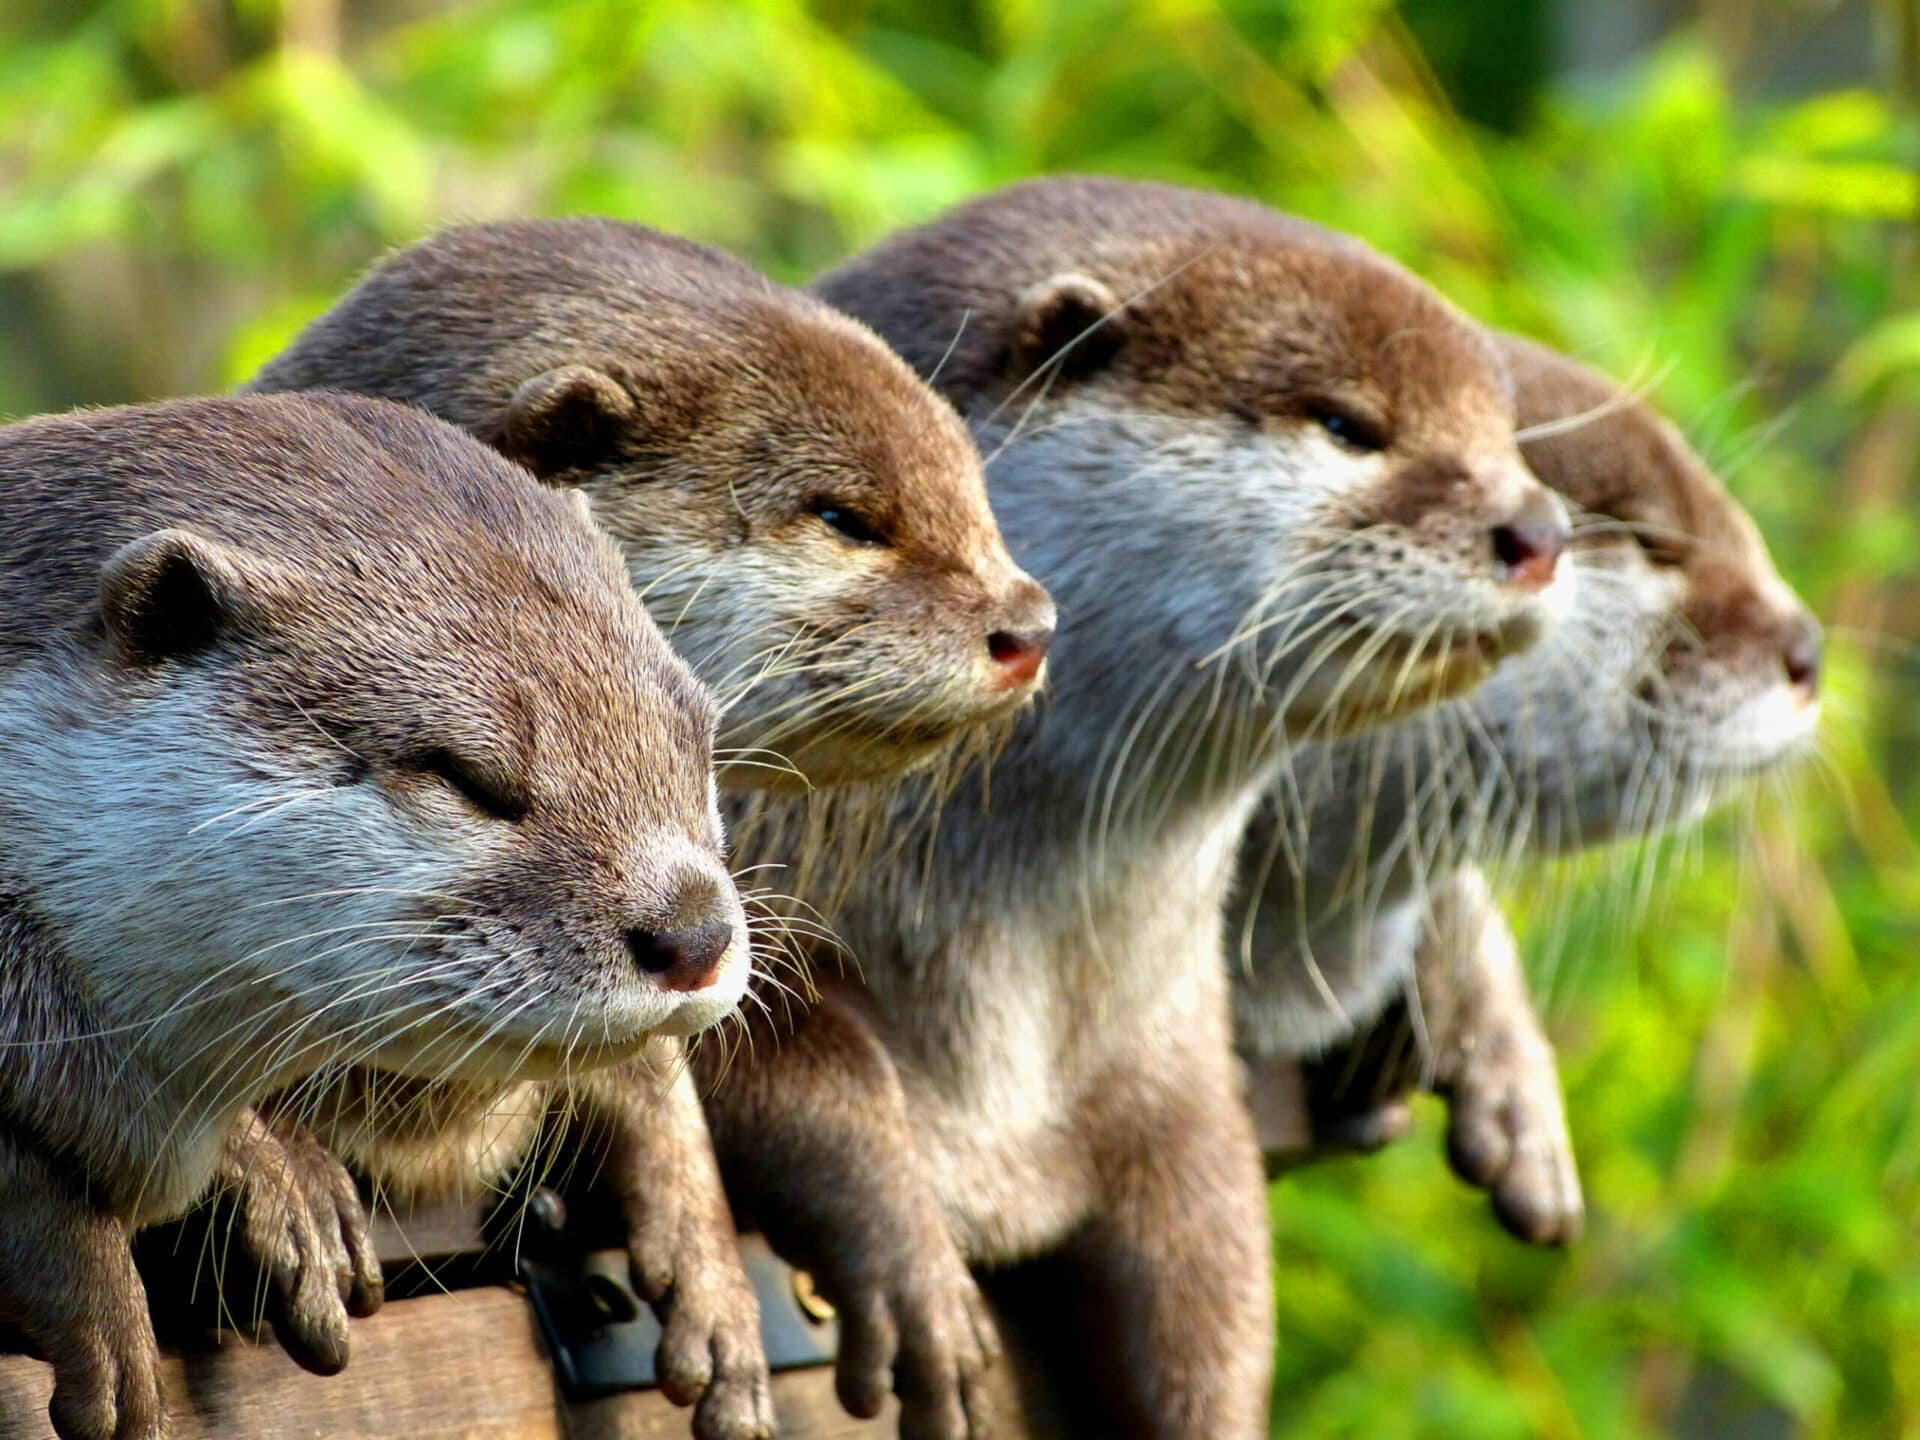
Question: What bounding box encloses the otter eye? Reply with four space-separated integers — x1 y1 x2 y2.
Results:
811 501 888 548
415 748 528 823
1630 526 1689 569
1308 403 1389 454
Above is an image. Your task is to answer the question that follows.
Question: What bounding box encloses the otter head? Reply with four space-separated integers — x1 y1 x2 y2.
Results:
490 312 1055 789
814 178 1573 758
248 219 1054 792
1490 336 1820 844
14 396 749 1130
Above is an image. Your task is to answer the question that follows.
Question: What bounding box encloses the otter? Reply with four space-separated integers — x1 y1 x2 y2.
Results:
693 175 1579 1439
0 393 742 1440
1236 335 1822 1243
243 217 1056 1440
250 217 1055 787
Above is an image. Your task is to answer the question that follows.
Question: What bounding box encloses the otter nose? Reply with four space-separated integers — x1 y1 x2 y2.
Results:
986 583 1058 689
988 626 1053 686
628 921 734 993
1781 612 1822 701
1489 487 1570 590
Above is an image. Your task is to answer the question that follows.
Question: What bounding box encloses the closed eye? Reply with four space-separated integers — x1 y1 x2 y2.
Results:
811 500 888 547
415 748 529 823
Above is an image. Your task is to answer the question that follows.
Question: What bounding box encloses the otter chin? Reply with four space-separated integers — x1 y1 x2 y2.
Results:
1283 628 1514 736
748 686 1040 789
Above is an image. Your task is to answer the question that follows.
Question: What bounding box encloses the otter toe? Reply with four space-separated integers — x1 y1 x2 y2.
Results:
833 1294 898 1419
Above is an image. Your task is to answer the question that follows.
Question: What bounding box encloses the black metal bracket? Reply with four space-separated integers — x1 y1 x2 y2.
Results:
517 1187 838 1401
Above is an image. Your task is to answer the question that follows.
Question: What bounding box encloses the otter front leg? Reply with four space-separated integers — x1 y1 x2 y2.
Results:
699 991 1000 1440
1058 1057 1273 1439
0 1132 168 1440
572 1039 774 1440
203 1107 384 1373
1417 871 1583 1245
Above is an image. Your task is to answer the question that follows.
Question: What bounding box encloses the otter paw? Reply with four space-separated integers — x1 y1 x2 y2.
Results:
833 1251 999 1440
1317 1097 1414 1155
218 1112 382 1373
276 1122 384 1320
44 1324 169 1440
644 1241 775 1440
1445 1042 1583 1246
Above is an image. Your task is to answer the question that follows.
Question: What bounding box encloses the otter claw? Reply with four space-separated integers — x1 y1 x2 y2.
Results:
215 1110 382 1373
1445 1044 1583 1246
45 1332 170 1440
628 1226 774 1440
831 1255 998 1440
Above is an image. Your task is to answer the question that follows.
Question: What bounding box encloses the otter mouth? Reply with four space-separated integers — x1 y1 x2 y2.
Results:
368 1016 655 1084
731 726 957 792
1675 714 1819 784
1637 675 1821 785
738 690 1034 790
1284 622 1523 737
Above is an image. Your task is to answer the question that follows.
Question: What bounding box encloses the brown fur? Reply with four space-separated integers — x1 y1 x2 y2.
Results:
243 217 1060 1439
1266 335 1820 1245
701 176 1579 1440
0 393 727 1440
250 217 1055 785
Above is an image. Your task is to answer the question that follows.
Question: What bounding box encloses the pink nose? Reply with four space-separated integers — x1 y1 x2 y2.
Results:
1490 489 1569 590
628 922 733 992
988 626 1052 687
1781 613 1822 700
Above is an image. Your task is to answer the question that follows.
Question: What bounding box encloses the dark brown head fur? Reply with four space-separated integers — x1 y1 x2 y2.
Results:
1504 333 1821 725
249 218 1055 786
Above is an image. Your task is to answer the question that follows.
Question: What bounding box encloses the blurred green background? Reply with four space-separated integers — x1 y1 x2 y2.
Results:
1 1 1915 1435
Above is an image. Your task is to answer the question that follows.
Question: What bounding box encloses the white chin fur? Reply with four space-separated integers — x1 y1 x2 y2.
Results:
1690 685 1820 775
647 942 752 1038
1530 556 1580 635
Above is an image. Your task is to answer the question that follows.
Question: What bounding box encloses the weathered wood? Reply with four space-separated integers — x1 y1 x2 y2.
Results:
371 1196 491 1269
571 1364 899 1440
0 1288 898 1440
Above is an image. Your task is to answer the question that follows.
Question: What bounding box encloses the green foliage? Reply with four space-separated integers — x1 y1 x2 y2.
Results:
0 2 1914 1435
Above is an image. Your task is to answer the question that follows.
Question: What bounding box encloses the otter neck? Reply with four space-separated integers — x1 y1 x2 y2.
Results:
841 415 1301 1069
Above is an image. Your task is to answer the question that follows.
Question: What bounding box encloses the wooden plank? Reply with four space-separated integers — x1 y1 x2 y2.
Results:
571 1365 898 1440
0 1289 897 1440
370 1196 490 1269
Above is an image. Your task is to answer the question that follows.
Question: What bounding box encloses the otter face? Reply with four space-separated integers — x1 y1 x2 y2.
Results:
4 416 749 1115
231 545 752 1063
932 241 1573 747
1480 340 1820 845
489 311 1056 790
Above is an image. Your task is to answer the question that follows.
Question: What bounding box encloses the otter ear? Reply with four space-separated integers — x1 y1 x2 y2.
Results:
493 364 637 480
100 528 261 665
1012 272 1126 382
